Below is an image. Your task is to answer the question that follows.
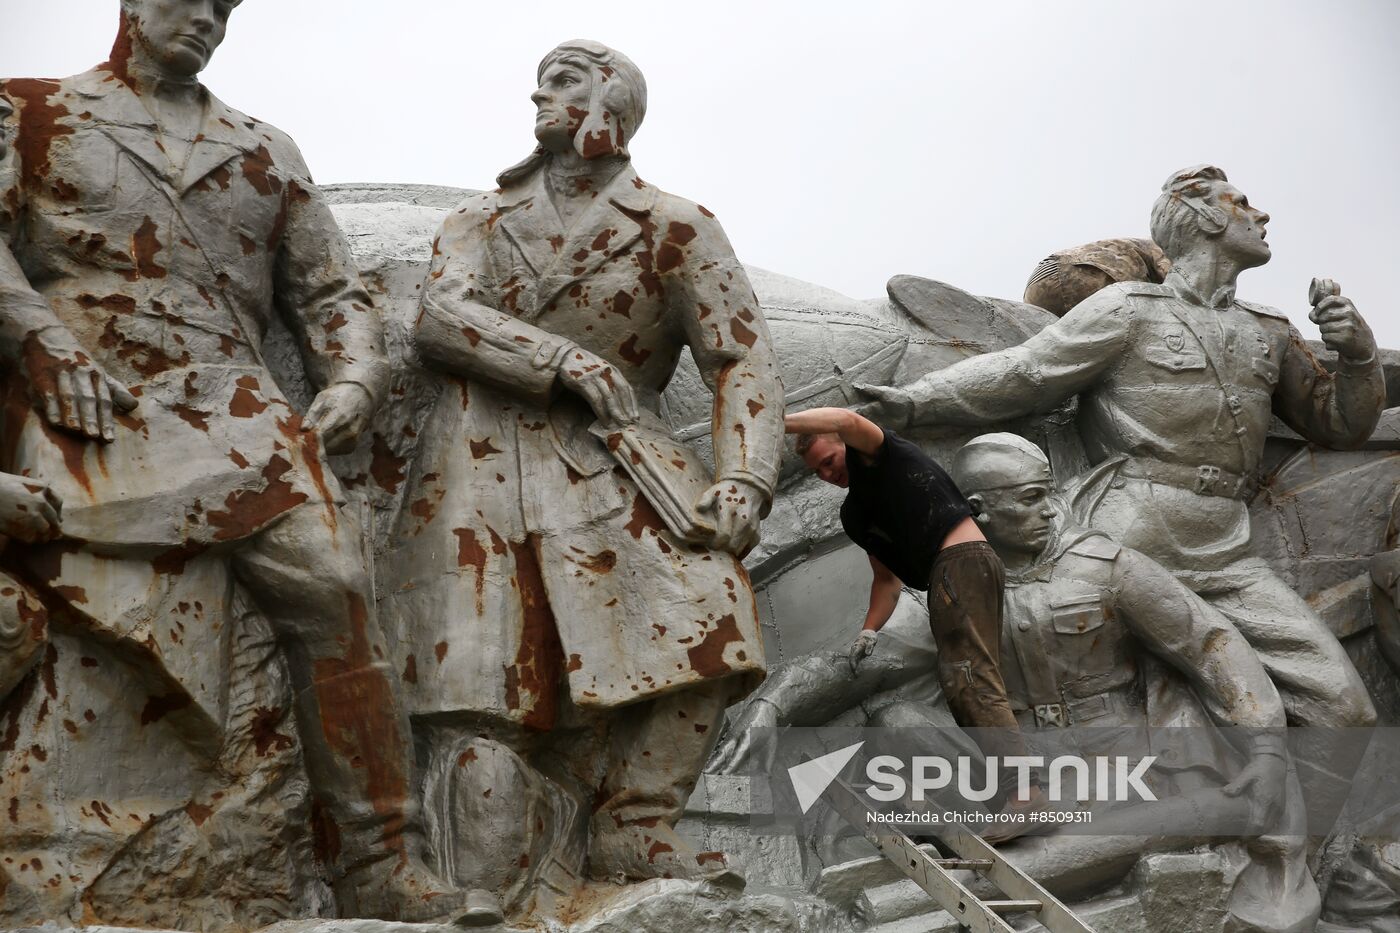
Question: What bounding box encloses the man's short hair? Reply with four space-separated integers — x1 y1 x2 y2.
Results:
795 432 840 458
1150 164 1230 263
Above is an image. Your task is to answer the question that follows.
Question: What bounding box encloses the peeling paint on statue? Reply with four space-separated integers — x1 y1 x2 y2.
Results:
0 0 477 925
384 39 783 919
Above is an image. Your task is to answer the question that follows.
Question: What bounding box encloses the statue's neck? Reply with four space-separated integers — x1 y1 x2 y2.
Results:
1167 250 1242 309
545 149 627 187
107 15 203 104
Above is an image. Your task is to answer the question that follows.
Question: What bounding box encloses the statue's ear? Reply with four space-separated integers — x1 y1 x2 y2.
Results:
965 492 987 522
1197 204 1229 236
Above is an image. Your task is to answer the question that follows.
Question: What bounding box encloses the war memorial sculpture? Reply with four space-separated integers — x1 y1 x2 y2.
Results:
0 2 1396 931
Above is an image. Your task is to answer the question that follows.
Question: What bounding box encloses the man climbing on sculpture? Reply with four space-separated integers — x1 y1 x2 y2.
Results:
786 407 1041 822
0 0 492 922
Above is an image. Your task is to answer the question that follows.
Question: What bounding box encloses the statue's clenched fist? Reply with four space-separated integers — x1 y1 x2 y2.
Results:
1309 278 1376 364
698 478 765 555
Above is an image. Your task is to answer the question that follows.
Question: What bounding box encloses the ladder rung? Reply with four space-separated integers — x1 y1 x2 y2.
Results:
986 899 1043 914
934 858 993 871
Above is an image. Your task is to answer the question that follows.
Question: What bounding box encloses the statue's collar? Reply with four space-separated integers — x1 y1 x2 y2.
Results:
1165 270 1236 310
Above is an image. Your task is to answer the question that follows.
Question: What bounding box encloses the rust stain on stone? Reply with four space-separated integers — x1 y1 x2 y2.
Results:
310 592 410 860
618 333 651 367
132 216 167 279
5 78 73 185
250 706 293 757
140 692 191 725
577 550 616 573
228 375 268 418
469 437 503 459
368 434 407 494
184 801 213 827
502 537 562 732
686 614 742 677
206 455 309 542
624 495 670 554
173 403 211 432
453 527 488 614
241 145 282 197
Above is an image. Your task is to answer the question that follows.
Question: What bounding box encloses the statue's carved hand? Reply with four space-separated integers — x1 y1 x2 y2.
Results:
708 698 780 774
853 383 914 430
304 381 373 455
698 478 764 555
23 340 138 443
0 473 61 543
557 347 638 427
1222 752 1287 833
1309 280 1376 363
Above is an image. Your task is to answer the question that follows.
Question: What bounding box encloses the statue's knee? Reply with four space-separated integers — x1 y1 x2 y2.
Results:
1340 688 1378 729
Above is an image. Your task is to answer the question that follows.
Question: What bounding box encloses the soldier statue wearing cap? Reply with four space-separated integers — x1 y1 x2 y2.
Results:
941 433 1312 933
860 165 1385 739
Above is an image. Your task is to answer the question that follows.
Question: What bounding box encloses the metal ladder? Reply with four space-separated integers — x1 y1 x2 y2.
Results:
824 776 1095 933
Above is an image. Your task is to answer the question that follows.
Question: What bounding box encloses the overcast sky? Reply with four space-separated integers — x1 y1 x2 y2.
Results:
7 1 1399 346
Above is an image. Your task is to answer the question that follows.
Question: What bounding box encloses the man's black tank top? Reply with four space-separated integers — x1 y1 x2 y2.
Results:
839 430 973 590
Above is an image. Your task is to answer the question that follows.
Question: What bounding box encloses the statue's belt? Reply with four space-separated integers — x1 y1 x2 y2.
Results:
1117 456 1259 501
1014 687 1138 729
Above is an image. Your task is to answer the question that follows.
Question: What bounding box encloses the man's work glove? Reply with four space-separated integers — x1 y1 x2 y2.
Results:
848 629 878 674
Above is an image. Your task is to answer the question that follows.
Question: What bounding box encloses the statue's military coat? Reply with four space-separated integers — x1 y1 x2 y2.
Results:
390 164 782 729
0 67 387 550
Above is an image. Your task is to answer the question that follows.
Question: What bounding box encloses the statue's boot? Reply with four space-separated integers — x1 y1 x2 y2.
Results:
586 679 745 890
588 814 746 890
294 665 502 924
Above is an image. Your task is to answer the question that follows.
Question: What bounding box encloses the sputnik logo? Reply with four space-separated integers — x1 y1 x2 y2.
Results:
788 741 865 814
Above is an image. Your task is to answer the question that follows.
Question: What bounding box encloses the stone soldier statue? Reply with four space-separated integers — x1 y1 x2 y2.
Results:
0 1 476 920
861 165 1383 737
1022 236 1171 316
390 39 783 891
938 433 1313 933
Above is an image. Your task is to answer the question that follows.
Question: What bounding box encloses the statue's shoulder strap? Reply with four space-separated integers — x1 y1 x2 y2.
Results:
1065 532 1122 562
1234 299 1289 321
1120 282 1176 299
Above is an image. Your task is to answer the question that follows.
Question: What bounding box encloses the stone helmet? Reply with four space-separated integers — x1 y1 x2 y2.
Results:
950 433 1052 496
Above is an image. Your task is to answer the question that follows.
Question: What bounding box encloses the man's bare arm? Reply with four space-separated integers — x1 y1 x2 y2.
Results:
864 555 903 632
784 407 885 456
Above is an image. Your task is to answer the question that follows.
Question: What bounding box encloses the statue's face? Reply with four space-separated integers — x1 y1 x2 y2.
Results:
531 60 591 152
802 436 850 489
974 481 1055 557
1213 182 1272 269
125 0 236 77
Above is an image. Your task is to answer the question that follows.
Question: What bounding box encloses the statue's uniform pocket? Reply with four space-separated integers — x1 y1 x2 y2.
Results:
1251 355 1280 388
1050 594 1106 636
1142 331 1207 373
